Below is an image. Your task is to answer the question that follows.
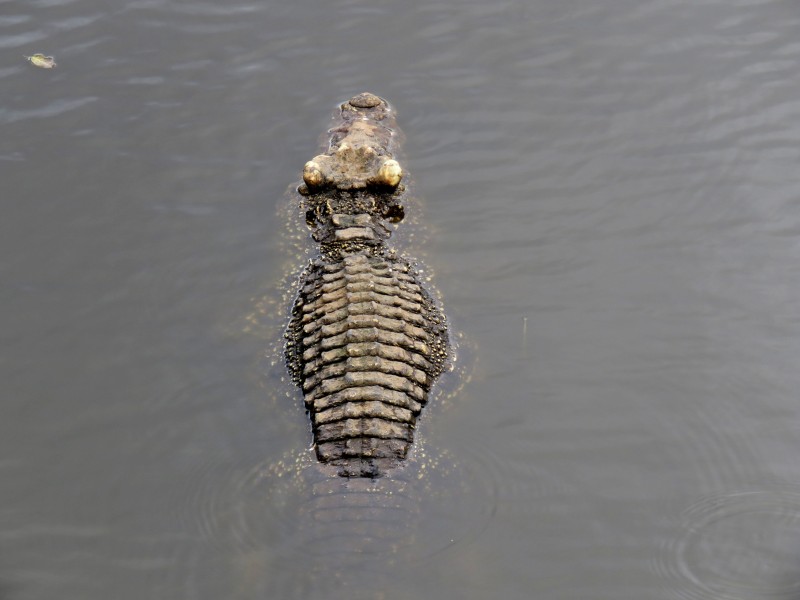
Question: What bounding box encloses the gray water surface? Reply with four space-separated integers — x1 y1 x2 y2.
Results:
3 0 800 598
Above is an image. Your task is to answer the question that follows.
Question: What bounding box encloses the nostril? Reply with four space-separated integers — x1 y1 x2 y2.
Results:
349 92 383 109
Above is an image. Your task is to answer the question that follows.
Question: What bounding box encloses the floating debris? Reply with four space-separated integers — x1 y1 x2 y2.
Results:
24 54 57 69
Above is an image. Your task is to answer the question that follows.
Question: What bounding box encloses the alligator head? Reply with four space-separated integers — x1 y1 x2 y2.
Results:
297 93 407 254
300 92 403 193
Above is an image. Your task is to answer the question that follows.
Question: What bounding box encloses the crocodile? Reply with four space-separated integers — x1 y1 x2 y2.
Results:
284 92 450 478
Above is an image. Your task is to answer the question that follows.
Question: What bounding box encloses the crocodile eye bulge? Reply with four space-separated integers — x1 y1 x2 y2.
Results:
303 160 326 188
374 159 403 188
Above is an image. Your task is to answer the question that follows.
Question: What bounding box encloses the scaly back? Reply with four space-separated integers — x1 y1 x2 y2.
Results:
285 93 449 478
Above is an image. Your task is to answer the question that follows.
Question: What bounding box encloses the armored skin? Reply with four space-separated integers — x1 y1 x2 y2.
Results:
285 93 449 478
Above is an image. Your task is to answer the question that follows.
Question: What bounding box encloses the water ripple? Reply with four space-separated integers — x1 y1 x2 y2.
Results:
172 442 498 564
0 97 98 125
31 0 81 7
0 15 31 27
0 30 47 49
656 487 800 599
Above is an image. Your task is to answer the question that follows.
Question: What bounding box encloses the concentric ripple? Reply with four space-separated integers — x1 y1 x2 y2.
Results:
657 487 800 600
172 437 500 564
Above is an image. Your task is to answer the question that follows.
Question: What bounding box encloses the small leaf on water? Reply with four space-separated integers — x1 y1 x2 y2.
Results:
25 53 57 69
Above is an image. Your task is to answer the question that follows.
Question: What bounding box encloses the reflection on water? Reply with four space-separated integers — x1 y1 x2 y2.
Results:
197 448 494 600
3 0 800 597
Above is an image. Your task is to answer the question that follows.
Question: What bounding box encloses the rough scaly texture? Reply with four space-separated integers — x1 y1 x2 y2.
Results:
285 93 449 478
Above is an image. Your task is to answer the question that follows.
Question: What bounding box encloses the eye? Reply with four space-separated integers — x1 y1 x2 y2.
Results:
303 160 326 188
382 204 405 223
305 210 317 228
374 159 402 188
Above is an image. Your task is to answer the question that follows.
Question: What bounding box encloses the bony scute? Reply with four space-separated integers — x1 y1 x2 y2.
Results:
284 93 450 478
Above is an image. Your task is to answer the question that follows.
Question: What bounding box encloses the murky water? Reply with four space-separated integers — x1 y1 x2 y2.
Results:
3 0 800 598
